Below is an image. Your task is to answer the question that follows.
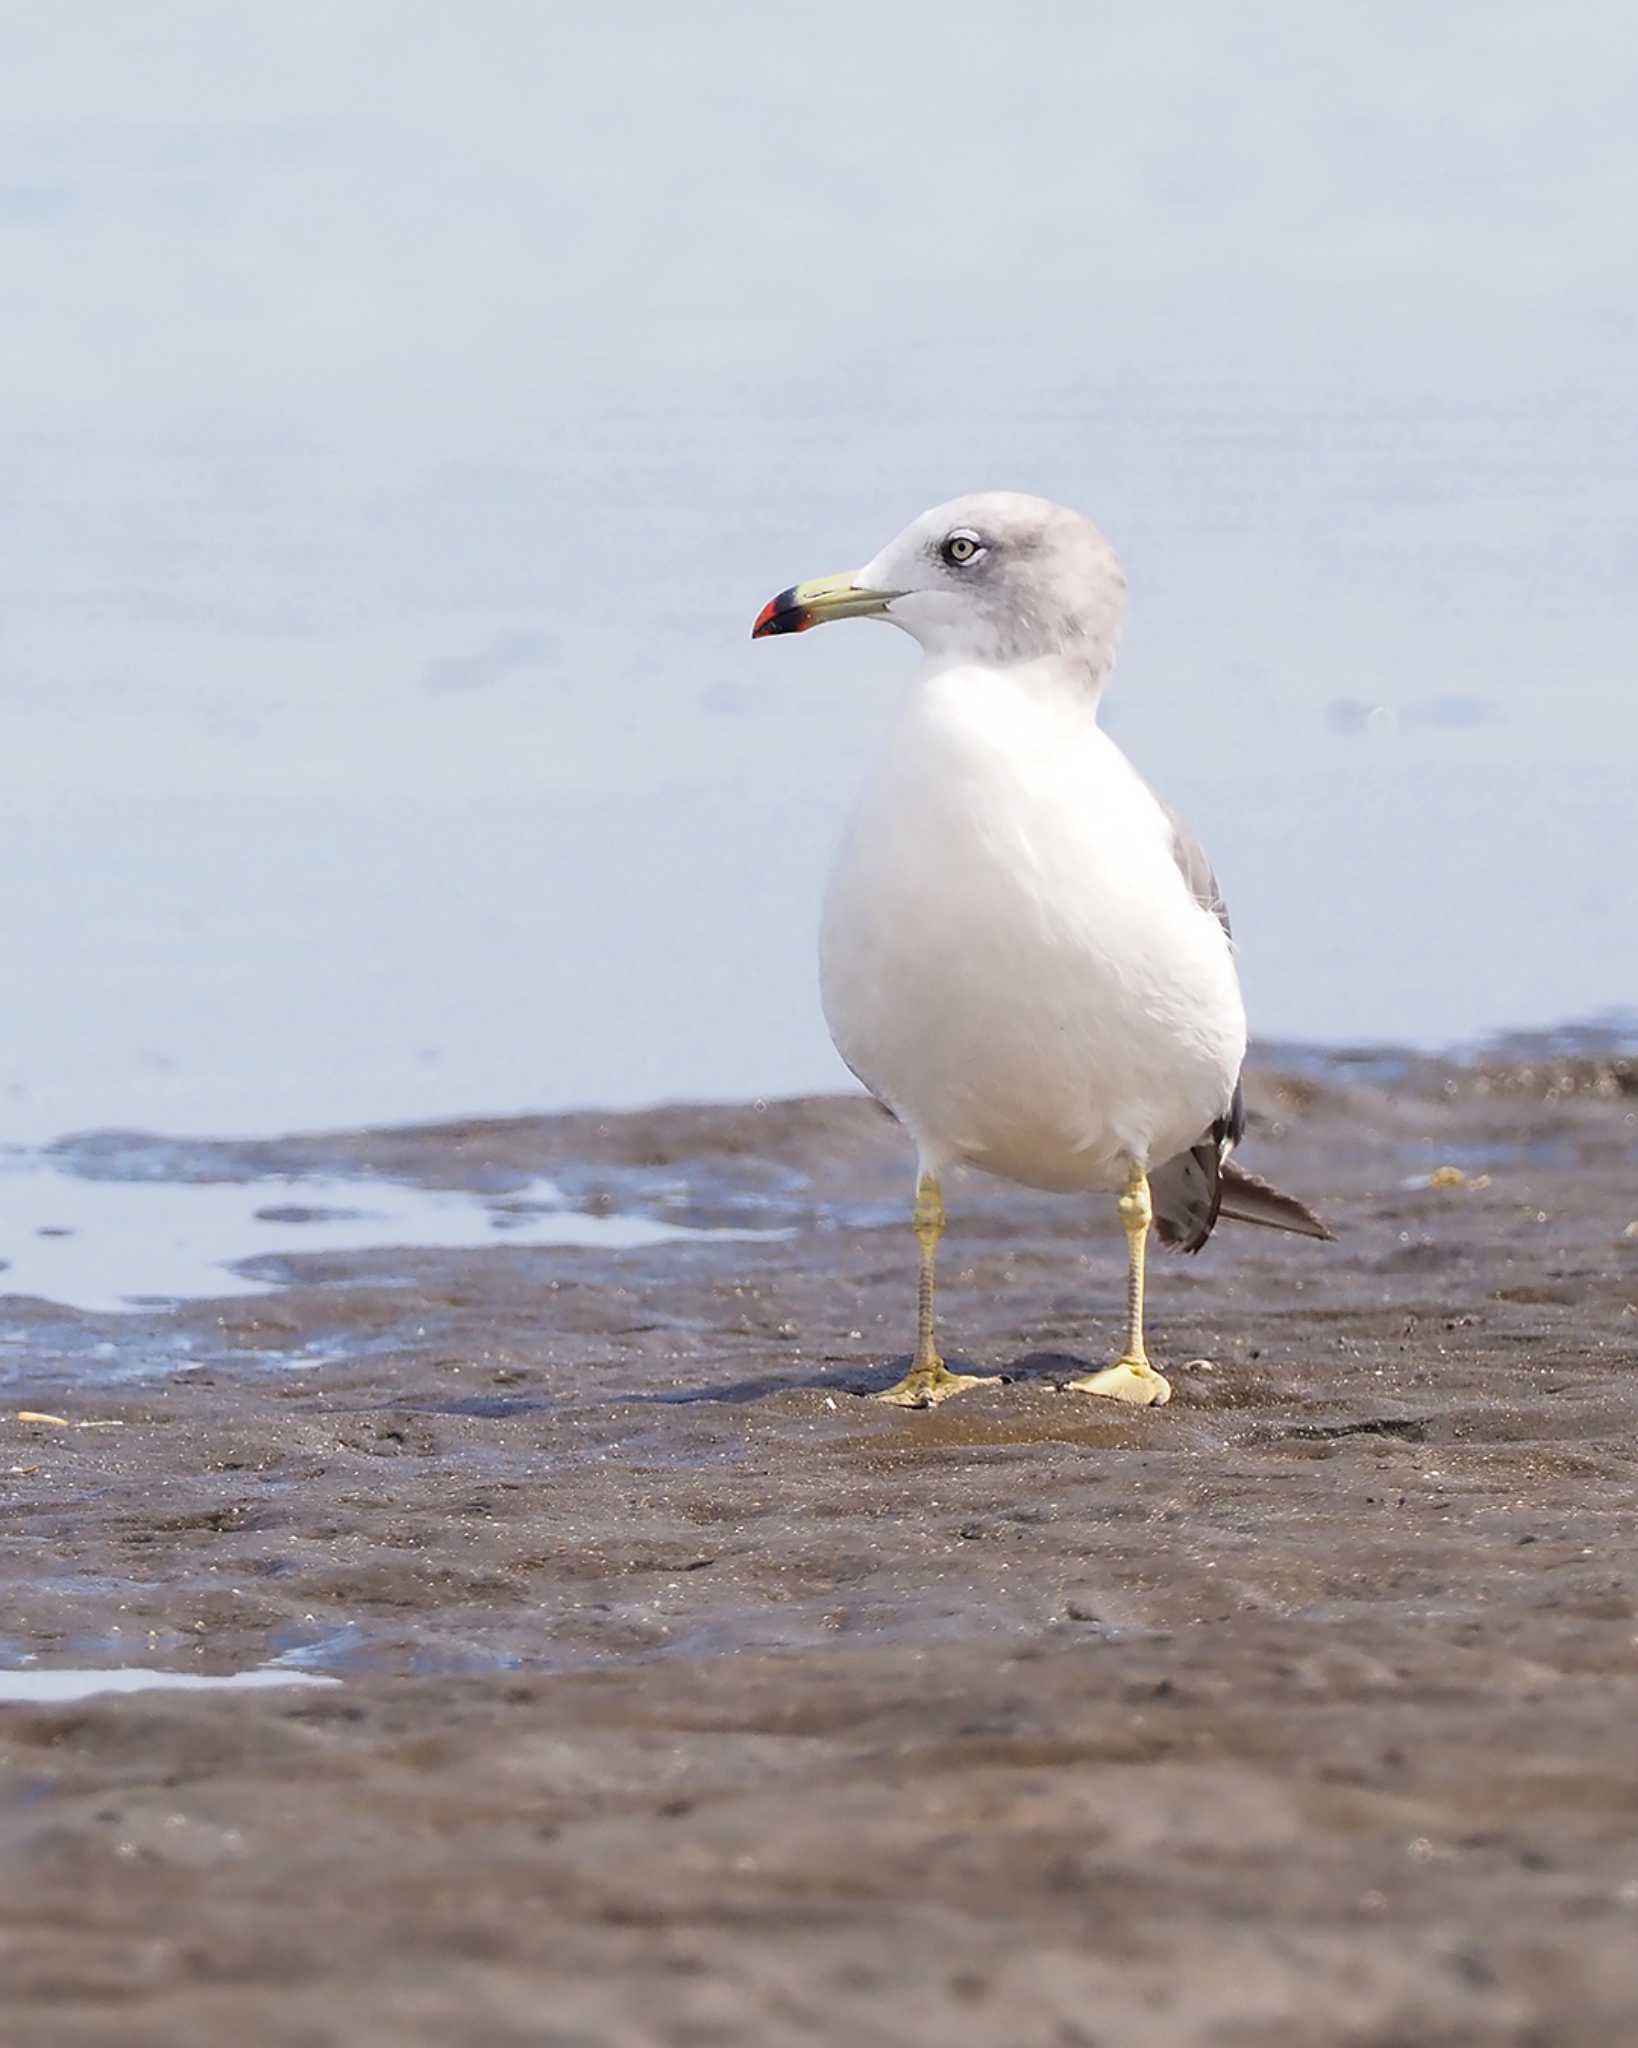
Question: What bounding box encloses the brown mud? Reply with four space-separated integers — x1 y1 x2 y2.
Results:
2 1048 1636 2045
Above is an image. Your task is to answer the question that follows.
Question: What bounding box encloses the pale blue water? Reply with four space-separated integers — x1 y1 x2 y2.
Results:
0 1665 337 1702
0 1144 782 1313
2 5 1633 1144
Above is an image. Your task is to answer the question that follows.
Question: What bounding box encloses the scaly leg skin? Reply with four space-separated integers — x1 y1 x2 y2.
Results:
1064 1162 1172 1407
874 1174 1000 1408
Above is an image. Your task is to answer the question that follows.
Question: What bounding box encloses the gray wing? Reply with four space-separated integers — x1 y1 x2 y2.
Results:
1148 797 1333 1249
1158 797 1234 944
1149 798 1245 1250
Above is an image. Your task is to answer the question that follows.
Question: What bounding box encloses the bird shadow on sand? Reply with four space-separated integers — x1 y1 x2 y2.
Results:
630 1371 844 1407
628 1350 1097 1406
998 1349 1103 1388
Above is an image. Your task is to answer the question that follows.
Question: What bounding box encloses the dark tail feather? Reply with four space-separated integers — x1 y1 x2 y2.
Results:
1217 1162 1335 1241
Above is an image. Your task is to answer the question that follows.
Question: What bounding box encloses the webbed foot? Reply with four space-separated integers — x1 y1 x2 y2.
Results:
874 1363 1001 1409
1061 1357 1172 1407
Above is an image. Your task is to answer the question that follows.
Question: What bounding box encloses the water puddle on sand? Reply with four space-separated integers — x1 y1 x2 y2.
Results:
0 1154 778 1314
0 1665 340 1704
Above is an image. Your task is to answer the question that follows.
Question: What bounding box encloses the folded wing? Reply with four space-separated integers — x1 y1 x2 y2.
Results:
1146 797 1333 1252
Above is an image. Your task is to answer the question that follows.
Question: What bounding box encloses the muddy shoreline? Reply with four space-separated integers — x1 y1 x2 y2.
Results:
2 1051 1636 2044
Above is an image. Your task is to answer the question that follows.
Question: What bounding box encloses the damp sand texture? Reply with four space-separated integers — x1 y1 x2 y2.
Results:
2 1052 1636 2047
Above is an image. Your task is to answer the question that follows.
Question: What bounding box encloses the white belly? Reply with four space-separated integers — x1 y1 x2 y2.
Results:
820 662 1247 1193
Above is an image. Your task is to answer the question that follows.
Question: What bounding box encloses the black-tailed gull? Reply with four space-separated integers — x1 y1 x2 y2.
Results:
752 491 1331 1409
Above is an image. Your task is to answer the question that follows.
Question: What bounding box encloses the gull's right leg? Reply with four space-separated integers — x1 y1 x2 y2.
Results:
874 1174 1000 1408
1063 1161 1173 1406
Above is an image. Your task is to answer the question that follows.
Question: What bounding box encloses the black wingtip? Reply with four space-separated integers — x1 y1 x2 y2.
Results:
1217 1162 1336 1241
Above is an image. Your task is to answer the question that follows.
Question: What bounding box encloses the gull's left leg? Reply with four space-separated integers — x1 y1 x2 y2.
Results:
874 1173 1000 1408
1064 1161 1172 1407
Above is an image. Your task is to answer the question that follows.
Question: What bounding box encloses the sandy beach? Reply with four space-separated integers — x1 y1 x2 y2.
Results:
1 1045 1634 2044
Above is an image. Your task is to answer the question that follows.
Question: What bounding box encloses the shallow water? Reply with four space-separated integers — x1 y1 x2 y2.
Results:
0 1152 780 1314
0 1665 338 1703
0 1021 1628 1333
2 9 1635 1147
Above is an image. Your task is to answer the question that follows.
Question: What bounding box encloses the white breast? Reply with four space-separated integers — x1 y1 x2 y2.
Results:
819 660 1247 1194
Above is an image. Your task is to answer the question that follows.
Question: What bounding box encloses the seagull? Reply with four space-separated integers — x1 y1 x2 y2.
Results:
752 491 1331 1409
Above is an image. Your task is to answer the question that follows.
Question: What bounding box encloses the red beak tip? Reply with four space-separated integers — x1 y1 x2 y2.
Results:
751 589 811 639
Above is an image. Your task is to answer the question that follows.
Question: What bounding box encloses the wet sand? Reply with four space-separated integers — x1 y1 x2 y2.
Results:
2 1048 1636 2045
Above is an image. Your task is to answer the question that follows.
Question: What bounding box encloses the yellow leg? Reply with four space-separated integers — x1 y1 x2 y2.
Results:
1064 1163 1172 1407
874 1175 999 1408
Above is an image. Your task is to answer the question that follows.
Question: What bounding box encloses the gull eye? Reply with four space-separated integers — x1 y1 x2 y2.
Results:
940 529 982 567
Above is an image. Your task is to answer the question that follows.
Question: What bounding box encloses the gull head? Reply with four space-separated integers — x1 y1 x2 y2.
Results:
752 491 1126 674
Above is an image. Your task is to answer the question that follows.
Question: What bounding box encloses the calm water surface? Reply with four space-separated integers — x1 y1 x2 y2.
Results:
2 6 1633 1144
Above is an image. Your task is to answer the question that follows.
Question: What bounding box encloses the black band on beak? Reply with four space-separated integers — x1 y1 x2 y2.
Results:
751 587 812 638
